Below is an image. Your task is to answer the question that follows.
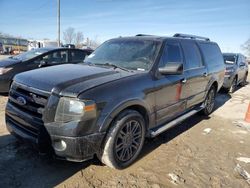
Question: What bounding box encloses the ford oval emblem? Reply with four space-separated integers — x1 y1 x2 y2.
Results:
16 96 27 106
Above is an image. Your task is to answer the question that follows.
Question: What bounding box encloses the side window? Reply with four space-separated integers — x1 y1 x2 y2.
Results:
240 55 246 65
237 55 241 65
199 43 224 68
70 50 86 63
181 41 203 70
158 42 182 68
42 50 68 64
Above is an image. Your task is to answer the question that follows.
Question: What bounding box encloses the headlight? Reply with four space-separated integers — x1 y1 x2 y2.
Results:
0 67 12 75
55 97 97 123
225 69 234 74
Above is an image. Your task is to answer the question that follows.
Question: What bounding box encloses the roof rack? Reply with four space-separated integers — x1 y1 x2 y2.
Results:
173 33 210 41
136 34 153 37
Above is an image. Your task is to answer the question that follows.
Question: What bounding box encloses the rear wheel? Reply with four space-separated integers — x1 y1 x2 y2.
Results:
100 110 145 169
201 86 216 116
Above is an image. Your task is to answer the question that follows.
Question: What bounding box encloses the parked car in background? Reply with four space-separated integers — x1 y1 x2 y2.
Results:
222 53 248 92
0 47 93 93
0 42 3 54
62 44 75 48
5 34 225 169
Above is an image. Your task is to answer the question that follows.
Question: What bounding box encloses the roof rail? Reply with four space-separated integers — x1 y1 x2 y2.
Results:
136 34 153 37
173 33 210 41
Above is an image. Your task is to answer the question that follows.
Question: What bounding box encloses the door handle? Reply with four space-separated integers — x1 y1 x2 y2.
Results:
181 78 187 83
203 72 208 77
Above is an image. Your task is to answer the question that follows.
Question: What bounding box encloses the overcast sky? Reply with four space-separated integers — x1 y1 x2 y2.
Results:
0 0 250 53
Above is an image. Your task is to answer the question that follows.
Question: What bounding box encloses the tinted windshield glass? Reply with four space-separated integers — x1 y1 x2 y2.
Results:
223 55 236 64
85 39 161 71
11 48 49 61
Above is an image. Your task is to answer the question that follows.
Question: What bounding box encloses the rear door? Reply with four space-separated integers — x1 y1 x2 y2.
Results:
181 40 208 109
44 49 69 66
155 40 186 125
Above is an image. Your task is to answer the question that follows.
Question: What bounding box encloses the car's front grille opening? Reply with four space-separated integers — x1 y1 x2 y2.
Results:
6 115 39 137
9 85 48 118
8 82 49 135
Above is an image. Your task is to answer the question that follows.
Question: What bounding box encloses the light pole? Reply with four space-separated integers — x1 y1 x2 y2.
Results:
57 0 60 47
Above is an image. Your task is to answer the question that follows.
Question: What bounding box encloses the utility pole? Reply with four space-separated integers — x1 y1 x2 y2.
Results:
57 0 60 47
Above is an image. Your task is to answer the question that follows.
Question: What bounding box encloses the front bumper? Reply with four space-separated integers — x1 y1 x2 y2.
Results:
51 133 105 162
5 82 106 162
0 76 11 93
6 113 105 161
6 102 105 161
222 75 234 89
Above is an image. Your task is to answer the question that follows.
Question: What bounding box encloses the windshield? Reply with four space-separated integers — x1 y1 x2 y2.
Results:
223 55 237 64
85 39 161 71
10 48 49 61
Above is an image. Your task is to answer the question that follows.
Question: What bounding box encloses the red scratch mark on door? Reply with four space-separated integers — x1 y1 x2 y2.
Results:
175 83 182 101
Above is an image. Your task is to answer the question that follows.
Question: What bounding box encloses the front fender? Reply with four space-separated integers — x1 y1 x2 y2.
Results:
97 99 154 133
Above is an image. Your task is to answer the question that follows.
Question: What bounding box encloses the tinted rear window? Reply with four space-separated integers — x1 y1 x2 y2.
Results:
223 55 236 64
71 50 86 62
199 43 224 67
182 41 203 69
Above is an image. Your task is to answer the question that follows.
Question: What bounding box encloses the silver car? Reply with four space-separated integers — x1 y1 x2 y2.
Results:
223 53 248 92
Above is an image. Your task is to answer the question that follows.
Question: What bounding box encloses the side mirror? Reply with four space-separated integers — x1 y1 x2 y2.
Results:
39 60 48 67
239 62 245 67
158 62 183 75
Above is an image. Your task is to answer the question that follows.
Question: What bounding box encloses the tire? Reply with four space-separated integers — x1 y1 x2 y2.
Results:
100 110 146 169
224 77 237 93
200 86 216 116
230 77 237 93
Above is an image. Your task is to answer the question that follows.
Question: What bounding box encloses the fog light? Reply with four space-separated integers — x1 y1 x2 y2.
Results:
53 140 67 151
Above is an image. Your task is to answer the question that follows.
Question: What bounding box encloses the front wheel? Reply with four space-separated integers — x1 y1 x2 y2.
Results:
100 110 146 169
240 73 248 86
230 77 237 93
200 86 216 116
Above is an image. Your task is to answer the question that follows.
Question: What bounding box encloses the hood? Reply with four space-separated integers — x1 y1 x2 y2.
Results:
14 64 133 97
0 57 21 67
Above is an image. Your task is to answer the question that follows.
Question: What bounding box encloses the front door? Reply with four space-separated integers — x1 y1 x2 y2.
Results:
41 50 69 66
155 41 187 125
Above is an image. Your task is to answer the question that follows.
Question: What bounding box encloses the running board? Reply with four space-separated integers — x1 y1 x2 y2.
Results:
150 105 204 138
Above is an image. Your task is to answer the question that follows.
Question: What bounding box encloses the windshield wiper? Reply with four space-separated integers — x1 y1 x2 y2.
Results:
94 63 132 72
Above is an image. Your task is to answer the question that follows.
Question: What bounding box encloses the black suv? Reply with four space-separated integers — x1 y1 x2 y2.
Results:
222 53 248 92
0 47 93 93
5 34 225 169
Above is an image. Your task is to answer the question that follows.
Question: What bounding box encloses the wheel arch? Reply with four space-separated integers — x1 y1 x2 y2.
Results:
211 81 218 92
98 99 152 134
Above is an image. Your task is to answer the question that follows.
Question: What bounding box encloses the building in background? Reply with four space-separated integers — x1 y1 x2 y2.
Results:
28 39 58 51
0 36 28 54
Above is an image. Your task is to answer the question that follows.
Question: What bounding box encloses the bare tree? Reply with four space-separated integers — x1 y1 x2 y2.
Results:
86 36 101 49
75 32 84 48
63 27 76 44
241 38 250 58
